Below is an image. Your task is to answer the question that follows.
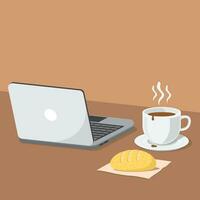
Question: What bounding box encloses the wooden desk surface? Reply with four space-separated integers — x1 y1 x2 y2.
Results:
0 91 199 199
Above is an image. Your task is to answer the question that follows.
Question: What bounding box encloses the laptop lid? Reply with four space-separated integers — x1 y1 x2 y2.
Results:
8 83 93 146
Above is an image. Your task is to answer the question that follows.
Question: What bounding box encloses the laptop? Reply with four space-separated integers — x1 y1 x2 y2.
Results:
8 82 134 148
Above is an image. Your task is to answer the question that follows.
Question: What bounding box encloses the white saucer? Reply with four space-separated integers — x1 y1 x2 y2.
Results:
134 134 190 151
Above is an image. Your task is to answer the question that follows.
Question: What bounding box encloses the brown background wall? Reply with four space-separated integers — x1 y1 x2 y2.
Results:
0 0 199 112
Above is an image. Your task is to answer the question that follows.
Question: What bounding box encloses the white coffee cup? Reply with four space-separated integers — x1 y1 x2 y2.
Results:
142 107 191 145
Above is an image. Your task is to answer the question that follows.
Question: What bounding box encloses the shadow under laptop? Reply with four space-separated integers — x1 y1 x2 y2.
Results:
19 127 137 150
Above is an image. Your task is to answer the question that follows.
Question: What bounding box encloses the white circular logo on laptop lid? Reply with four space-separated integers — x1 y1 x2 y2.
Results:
44 109 57 121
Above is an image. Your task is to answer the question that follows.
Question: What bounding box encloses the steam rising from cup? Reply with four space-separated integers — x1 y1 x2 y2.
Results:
152 81 171 104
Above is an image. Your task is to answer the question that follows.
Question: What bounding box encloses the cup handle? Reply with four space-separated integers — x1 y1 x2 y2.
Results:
181 115 191 132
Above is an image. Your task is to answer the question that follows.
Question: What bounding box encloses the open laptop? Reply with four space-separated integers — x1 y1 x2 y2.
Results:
8 82 134 148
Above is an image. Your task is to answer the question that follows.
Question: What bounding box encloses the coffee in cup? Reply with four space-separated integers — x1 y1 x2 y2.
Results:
148 112 175 120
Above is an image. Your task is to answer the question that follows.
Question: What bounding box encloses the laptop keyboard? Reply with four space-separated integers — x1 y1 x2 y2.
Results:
90 121 123 141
